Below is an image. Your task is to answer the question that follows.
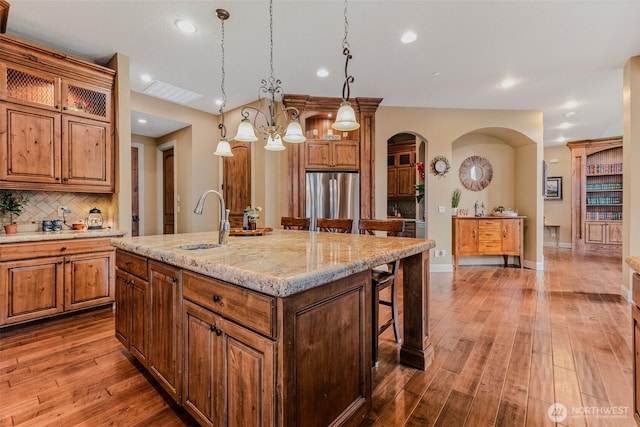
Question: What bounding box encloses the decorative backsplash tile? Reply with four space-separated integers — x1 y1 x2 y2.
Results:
1 190 115 232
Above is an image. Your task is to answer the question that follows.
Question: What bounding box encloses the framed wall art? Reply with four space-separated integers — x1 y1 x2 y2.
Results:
545 176 562 200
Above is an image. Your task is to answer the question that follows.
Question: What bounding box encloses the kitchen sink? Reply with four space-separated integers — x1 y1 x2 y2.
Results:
176 243 221 251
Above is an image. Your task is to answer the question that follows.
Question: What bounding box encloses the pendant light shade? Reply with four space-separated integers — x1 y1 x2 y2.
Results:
265 134 285 151
283 119 306 143
235 119 259 142
332 101 360 131
214 138 233 156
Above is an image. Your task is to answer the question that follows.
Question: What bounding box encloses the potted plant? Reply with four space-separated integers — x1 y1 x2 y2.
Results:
244 206 262 230
0 192 28 234
451 188 461 216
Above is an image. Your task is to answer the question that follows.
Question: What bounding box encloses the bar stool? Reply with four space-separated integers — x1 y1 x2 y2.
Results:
316 218 353 233
358 219 405 366
281 217 310 230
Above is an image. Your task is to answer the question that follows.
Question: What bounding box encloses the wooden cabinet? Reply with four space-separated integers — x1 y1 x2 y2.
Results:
115 250 149 365
305 139 359 170
387 143 416 198
183 300 275 427
0 34 115 193
567 136 622 253
182 270 276 426
283 94 382 221
452 217 525 270
632 272 640 424
0 237 115 326
148 261 181 402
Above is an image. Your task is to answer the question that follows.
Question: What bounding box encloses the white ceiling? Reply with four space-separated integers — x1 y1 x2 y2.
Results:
5 1 640 145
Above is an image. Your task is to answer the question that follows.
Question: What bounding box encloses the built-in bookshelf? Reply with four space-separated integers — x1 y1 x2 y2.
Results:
567 137 623 253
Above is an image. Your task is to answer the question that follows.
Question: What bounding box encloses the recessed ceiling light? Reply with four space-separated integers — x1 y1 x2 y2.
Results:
141 74 153 83
214 99 223 106
499 78 516 89
558 122 572 129
564 100 578 109
316 68 329 78
175 19 197 33
138 118 147 124
401 31 417 44
565 111 576 118
433 71 441 78
556 137 566 143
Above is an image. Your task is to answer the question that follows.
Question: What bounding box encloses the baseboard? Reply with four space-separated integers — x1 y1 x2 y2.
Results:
524 259 544 270
543 242 572 249
430 264 454 273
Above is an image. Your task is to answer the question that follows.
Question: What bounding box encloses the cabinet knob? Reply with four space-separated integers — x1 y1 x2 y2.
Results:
55 177 60 181
210 325 223 336
63 106 68 110
213 295 221 303
60 246 67 251
503 229 507 237
172 277 178 283
55 105 60 109
62 178 68 182
57 261 63 265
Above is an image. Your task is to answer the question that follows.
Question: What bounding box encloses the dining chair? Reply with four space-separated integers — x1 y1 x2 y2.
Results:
280 217 311 231
358 219 405 367
316 218 353 233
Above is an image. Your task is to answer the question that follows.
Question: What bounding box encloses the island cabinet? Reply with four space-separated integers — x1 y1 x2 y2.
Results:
114 248 374 426
115 249 149 365
452 216 525 269
0 237 115 326
0 34 115 193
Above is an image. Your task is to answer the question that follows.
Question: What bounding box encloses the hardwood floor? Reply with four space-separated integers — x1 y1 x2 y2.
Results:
0 248 633 426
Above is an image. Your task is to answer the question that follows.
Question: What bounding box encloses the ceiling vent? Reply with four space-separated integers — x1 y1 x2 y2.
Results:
142 80 203 105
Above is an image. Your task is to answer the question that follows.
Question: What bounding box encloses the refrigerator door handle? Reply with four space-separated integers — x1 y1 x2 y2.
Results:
329 177 336 218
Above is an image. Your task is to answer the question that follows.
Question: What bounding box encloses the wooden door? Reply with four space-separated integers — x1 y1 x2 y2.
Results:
163 148 175 234
607 222 623 244
396 165 415 196
62 115 112 188
305 141 331 169
223 141 251 229
585 222 606 244
0 103 61 184
148 261 181 402
131 146 140 236
332 140 359 169
387 168 398 196
130 273 148 365
115 269 132 349
64 251 113 311
0 257 64 325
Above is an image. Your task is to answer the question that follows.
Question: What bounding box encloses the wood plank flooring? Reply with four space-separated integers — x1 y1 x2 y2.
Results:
0 248 633 426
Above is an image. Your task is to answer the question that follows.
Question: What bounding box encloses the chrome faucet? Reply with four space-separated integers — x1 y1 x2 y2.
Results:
193 190 230 245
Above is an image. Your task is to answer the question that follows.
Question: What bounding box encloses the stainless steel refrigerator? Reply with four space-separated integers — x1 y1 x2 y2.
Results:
305 172 359 233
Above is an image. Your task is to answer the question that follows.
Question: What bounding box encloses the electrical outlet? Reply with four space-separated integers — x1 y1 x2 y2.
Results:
57 206 69 217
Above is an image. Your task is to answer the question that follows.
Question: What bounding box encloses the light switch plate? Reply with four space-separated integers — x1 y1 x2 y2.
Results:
438 206 445 213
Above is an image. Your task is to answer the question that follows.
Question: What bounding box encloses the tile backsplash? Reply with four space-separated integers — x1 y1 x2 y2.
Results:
1 190 115 232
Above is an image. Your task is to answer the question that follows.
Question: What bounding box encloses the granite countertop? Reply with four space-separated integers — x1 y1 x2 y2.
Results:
0 229 124 244
626 256 640 272
111 230 435 297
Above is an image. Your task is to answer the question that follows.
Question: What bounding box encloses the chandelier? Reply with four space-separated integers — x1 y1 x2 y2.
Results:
233 0 306 151
332 0 360 131
213 9 232 157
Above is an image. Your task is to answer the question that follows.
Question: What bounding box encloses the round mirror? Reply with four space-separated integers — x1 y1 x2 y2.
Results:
459 155 493 191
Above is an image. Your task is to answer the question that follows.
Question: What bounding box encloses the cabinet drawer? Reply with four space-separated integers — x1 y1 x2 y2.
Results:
183 270 275 338
116 250 148 280
478 220 501 230
478 242 502 253
478 230 501 241
0 238 113 262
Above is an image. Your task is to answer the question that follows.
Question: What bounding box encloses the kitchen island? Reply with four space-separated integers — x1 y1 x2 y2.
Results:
111 229 435 426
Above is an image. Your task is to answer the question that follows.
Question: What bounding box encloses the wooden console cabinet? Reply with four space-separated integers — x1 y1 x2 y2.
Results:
0 237 115 326
452 216 525 269
0 34 115 193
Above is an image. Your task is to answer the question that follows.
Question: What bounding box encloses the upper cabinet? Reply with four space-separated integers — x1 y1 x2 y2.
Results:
387 141 416 198
0 34 115 193
567 136 622 254
304 115 359 170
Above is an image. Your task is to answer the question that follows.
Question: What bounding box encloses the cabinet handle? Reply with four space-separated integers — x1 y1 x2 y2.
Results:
60 246 67 251
472 230 476 239
57 261 63 265
55 177 60 181
125 261 131 265
503 229 507 237
172 277 178 283
210 325 223 336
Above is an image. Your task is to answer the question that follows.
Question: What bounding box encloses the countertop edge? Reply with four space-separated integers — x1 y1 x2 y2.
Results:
0 229 125 244
625 256 640 272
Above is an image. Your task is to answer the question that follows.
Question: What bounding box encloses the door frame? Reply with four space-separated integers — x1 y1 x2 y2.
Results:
157 140 177 234
131 142 145 236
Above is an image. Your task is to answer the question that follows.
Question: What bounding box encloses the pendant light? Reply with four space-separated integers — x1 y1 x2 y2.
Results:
213 9 233 157
332 0 360 132
233 0 306 151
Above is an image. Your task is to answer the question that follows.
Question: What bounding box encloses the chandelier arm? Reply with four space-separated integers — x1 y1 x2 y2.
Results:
341 46 354 102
